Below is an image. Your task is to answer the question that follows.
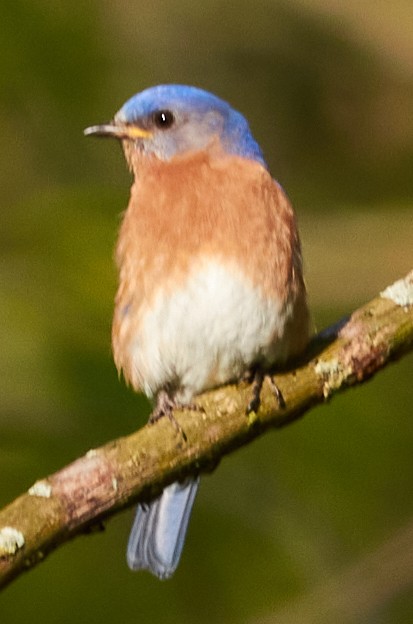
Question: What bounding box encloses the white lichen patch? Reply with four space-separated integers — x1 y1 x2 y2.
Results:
112 478 118 492
315 358 352 398
86 448 98 458
215 395 239 416
28 480 52 498
0 526 25 557
381 273 413 308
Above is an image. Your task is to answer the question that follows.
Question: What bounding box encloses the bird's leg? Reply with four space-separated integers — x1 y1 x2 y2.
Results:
149 389 177 424
246 369 286 414
266 375 286 409
246 369 264 414
149 389 205 441
149 389 187 441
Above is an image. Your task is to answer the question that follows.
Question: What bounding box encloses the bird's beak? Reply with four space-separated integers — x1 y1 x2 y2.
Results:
84 123 152 140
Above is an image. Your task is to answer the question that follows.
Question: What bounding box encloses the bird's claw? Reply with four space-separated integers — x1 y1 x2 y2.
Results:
246 370 286 414
150 390 205 441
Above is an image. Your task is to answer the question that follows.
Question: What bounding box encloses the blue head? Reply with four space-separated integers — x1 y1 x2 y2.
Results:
85 85 266 167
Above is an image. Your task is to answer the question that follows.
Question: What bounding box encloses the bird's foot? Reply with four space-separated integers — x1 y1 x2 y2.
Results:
149 389 185 439
246 370 286 414
149 389 176 422
149 390 204 441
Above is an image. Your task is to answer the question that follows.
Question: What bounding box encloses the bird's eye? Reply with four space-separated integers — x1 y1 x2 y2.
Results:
152 110 175 129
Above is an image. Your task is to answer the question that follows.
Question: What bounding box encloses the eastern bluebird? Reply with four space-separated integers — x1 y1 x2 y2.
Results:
85 84 310 579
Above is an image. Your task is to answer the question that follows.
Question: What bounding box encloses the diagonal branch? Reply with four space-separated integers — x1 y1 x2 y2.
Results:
0 271 412 590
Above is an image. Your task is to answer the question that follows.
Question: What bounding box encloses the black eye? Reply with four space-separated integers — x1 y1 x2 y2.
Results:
152 109 175 129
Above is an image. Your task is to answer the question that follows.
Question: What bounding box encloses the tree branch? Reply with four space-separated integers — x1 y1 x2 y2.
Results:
1 271 412 590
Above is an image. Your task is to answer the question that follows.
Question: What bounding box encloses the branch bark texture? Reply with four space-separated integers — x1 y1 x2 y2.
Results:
1 270 412 590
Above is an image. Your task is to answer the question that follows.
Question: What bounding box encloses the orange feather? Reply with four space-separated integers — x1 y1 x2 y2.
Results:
112 144 309 390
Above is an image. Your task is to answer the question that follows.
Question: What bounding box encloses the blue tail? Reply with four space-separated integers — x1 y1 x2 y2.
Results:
126 477 200 579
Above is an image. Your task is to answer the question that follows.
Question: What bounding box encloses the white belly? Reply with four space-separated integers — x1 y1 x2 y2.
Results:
128 260 292 402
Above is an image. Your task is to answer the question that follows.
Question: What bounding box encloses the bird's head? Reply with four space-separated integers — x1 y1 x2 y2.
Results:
84 84 266 167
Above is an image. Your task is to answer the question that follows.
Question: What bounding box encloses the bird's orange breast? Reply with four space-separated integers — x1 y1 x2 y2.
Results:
112 146 309 392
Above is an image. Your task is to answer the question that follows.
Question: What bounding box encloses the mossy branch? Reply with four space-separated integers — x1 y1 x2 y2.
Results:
1 271 412 590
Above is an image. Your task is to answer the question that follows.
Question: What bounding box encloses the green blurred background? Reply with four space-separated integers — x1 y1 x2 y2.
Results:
1 1 413 622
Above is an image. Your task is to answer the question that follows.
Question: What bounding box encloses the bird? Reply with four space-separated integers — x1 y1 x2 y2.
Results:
84 84 310 579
